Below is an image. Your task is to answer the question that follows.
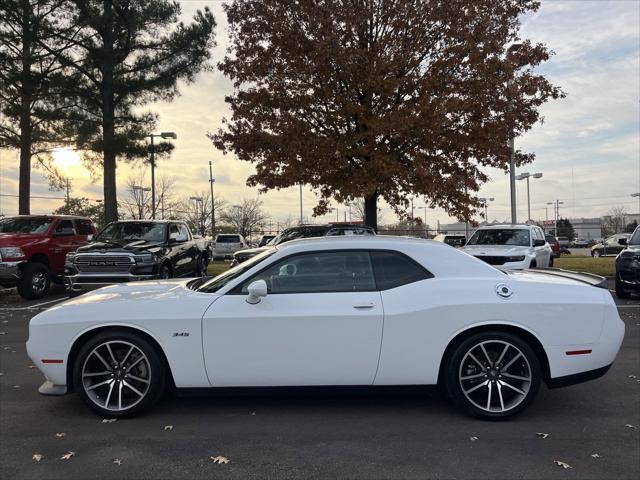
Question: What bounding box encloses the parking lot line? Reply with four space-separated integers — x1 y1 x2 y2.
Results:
0 296 68 311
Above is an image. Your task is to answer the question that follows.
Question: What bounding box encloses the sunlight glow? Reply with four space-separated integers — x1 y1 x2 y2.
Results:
52 148 81 174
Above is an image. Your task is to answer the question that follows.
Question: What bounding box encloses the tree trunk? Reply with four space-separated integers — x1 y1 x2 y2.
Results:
364 192 378 232
101 0 117 222
18 0 32 215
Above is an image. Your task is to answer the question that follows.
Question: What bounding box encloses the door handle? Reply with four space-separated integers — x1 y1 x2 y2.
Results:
353 303 375 309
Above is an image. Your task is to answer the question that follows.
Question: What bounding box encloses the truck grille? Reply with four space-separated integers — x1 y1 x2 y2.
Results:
74 255 134 273
474 255 507 266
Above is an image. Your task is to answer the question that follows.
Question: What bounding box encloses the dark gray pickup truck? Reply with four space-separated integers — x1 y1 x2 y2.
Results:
64 220 210 294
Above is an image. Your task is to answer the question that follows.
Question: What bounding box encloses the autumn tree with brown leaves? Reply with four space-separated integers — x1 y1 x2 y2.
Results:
211 0 563 230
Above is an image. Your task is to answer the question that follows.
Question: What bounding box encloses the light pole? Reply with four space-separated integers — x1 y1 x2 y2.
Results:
516 172 543 222
190 196 204 235
547 200 564 237
478 197 495 223
299 184 303 224
148 131 177 219
209 161 216 237
507 43 522 224
132 185 150 219
418 205 428 236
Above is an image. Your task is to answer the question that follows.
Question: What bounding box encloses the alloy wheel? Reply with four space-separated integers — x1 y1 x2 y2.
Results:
81 340 151 412
31 271 47 295
458 340 532 414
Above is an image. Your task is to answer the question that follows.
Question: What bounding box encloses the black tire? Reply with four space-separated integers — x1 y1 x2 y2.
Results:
17 262 50 300
73 329 166 418
592 249 601 258
159 264 172 279
529 260 537 269
444 331 542 420
616 278 631 299
196 255 207 277
548 256 554 268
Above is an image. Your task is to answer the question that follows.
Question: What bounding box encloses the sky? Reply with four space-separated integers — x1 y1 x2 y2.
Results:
0 0 639 228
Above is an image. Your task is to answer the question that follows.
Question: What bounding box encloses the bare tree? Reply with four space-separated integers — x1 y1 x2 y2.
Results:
120 173 176 220
603 206 627 236
176 192 227 237
220 198 269 239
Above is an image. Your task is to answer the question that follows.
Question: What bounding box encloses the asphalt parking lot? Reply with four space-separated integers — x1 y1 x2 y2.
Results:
0 285 638 480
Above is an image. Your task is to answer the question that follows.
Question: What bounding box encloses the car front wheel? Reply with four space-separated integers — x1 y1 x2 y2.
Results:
592 250 601 257
74 330 166 417
444 332 541 420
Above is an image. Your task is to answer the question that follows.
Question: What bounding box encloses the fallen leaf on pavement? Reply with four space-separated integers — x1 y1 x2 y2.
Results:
0 372 4 376
536 432 549 439
13 385 20 389
163 425 173 431
554 460 572 469
210 455 230 464
55 432 65 438
32 454 44 462
628 375 637 379
113 458 122 466
591 453 601 458
101 419 117 423
28 365 36 369
625 424 638 429
0 331 7 335
251 412 256 416
469 436 478 441
60 452 75 461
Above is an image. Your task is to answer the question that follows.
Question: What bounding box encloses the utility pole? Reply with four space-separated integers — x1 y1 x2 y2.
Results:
209 161 216 236
299 184 303 224
65 177 70 202
547 200 564 237
507 43 522 224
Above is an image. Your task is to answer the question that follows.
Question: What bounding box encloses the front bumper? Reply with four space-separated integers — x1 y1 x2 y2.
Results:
616 261 640 291
65 272 158 292
0 260 25 285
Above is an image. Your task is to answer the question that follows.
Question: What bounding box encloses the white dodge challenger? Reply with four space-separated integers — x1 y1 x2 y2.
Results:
27 236 624 419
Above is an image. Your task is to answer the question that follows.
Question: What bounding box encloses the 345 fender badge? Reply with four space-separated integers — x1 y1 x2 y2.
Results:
172 332 190 337
495 283 513 299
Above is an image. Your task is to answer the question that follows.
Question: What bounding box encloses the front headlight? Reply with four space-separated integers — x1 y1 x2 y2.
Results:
0 247 25 260
65 252 76 265
135 254 156 264
505 255 526 262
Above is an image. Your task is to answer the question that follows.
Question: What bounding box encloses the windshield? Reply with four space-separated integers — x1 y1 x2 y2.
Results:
630 228 640 246
0 217 52 234
467 229 531 247
216 235 241 243
272 227 327 245
197 248 277 293
96 222 167 243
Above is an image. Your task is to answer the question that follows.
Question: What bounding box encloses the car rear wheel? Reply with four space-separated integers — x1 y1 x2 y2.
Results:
74 330 166 417
444 331 541 420
159 264 172 279
592 250 601 258
17 262 50 300
196 256 207 277
548 256 554 267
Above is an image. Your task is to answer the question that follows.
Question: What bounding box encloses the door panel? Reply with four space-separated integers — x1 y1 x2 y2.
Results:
202 291 383 386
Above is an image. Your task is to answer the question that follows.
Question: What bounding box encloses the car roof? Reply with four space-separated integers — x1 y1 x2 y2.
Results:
2 214 91 220
475 224 536 230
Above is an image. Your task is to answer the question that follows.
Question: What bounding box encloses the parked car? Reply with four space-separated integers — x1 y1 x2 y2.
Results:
545 235 560 262
571 238 589 248
212 234 248 260
433 233 466 248
27 236 623 419
64 220 210 294
591 234 631 257
556 236 570 248
257 235 276 247
231 223 376 265
462 224 552 269
615 227 640 298
0 215 96 299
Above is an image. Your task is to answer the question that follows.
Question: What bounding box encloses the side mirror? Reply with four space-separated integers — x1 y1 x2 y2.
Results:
87 234 94 241
533 239 546 247
246 280 268 304
619 238 628 246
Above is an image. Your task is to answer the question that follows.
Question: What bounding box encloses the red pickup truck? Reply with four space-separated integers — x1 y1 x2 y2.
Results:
0 215 96 299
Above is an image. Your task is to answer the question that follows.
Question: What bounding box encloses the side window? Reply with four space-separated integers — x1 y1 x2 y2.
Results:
178 224 190 240
55 219 75 233
239 251 376 294
169 224 179 238
75 219 94 236
370 250 433 290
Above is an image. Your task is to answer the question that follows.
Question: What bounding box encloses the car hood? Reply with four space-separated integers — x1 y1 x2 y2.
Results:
0 232 48 247
462 245 532 255
234 246 268 257
76 240 165 255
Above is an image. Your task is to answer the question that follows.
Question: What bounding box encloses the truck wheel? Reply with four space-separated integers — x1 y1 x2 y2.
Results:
18 263 50 300
196 256 207 277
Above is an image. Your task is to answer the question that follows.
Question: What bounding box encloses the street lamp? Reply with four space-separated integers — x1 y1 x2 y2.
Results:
507 43 522 224
132 185 150 219
209 161 216 237
148 131 177 219
478 197 495 223
547 199 564 237
190 196 204 235
516 172 543 222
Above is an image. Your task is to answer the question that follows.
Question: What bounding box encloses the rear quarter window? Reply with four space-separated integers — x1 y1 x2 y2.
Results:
216 235 241 243
370 250 433 290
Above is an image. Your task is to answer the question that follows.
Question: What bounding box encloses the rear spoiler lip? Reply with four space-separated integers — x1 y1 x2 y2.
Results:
507 267 609 289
